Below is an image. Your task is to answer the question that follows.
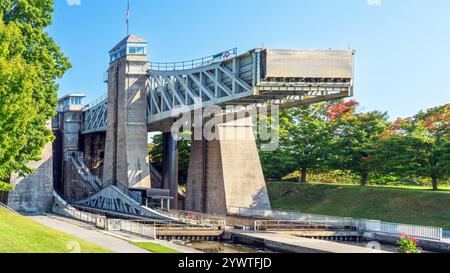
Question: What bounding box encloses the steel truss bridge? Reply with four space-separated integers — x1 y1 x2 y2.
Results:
82 48 354 134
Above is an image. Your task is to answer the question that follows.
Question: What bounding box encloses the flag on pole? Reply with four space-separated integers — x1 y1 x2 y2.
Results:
126 0 130 34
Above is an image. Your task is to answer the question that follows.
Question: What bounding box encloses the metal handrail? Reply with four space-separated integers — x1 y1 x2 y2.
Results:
85 93 108 110
68 156 101 192
0 202 18 214
149 164 163 185
149 48 238 71
155 209 226 229
230 206 443 241
254 219 348 231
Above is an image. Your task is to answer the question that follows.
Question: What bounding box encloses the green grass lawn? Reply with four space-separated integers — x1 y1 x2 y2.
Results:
0 208 110 253
130 242 182 253
368 184 450 192
268 182 450 230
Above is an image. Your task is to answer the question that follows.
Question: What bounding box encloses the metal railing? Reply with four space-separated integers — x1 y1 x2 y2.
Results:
149 164 163 186
149 48 238 71
255 219 354 231
156 209 226 230
85 93 107 110
52 190 107 228
106 219 157 239
52 205 107 229
229 207 443 241
0 202 18 214
356 220 443 241
68 154 101 192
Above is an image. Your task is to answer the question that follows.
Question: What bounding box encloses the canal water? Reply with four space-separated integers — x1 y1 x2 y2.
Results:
174 240 272 253
174 239 400 253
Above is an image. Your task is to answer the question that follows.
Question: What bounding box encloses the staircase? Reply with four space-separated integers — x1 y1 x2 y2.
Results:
149 164 163 188
68 152 102 192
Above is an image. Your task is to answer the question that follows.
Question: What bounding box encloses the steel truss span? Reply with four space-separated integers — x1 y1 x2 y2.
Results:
82 95 107 134
81 48 354 134
71 185 175 221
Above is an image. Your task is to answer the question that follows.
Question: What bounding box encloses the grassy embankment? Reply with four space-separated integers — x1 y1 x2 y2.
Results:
0 208 109 253
268 182 450 230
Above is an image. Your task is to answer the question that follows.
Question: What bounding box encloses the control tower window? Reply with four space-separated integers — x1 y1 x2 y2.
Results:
70 97 83 105
128 47 145 54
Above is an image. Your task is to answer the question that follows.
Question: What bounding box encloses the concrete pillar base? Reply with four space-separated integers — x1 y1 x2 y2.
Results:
185 118 271 215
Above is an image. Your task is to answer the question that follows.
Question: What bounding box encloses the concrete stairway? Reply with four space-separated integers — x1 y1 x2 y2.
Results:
69 154 102 192
149 164 163 188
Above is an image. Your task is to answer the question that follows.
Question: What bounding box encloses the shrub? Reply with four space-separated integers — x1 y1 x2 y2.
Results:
397 234 421 253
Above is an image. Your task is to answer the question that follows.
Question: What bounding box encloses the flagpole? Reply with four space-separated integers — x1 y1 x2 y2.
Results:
126 0 130 36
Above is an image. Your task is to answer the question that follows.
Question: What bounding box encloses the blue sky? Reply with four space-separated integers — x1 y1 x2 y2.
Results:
48 0 450 119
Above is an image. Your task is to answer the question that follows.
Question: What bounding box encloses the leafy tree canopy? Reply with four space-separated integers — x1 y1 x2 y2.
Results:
260 101 339 182
329 101 390 185
374 104 450 190
148 133 192 184
0 0 70 191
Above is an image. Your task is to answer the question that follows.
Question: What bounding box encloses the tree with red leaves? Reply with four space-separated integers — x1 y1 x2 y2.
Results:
328 100 390 185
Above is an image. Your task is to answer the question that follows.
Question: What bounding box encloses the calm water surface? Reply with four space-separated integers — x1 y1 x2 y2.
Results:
174 240 272 253
175 239 402 253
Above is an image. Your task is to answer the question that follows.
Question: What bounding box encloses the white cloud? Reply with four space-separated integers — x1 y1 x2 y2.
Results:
67 0 81 6
367 0 382 6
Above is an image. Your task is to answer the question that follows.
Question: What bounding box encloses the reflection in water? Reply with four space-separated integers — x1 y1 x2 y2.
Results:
175 239 403 253
174 240 272 253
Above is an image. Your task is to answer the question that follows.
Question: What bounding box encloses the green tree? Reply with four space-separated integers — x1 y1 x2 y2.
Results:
271 102 335 183
330 109 390 185
259 146 296 181
148 133 192 184
374 104 450 190
0 1 70 193
0 16 37 191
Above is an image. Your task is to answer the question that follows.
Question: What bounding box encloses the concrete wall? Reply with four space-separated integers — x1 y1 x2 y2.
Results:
7 123 54 212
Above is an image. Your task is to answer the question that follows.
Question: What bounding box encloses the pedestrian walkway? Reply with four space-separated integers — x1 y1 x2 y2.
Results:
29 215 149 253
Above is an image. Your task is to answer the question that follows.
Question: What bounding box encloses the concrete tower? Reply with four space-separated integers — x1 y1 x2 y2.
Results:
102 35 151 190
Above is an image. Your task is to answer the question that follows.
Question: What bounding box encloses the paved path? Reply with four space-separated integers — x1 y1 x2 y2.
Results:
103 230 203 253
29 215 149 253
229 230 390 253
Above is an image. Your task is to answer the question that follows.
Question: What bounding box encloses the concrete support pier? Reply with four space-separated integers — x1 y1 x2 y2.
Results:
102 35 151 190
186 117 271 215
